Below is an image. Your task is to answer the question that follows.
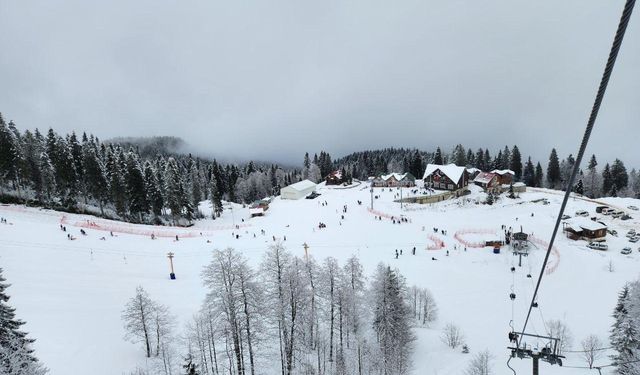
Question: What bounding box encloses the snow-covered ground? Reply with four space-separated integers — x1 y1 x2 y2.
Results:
1 183 639 374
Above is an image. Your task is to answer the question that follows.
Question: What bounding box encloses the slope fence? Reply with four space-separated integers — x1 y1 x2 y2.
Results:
425 235 445 250
60 215 251 238
453 229 497 248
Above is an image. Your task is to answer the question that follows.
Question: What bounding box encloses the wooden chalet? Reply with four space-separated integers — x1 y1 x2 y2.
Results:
473 172 500 192
325 170 344 185
423 164 469 192
491 169 515 185
562 218 607 241
371 173 416 187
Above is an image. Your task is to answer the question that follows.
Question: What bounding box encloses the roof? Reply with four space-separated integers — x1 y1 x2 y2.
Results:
473 172 497 184
564 217 607 232
380 172 414 181
423 164 466 182
284 179 317 192
327 170 342 179
491 169 515 176
466 167 481 174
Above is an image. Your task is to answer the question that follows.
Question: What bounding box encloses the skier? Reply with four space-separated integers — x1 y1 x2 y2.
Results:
175 235 179 241
412 247 416 255
400 249 403 255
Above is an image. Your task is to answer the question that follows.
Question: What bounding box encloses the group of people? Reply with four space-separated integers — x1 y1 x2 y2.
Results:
395 246 418 259
433 227 448 235
0 217 8 224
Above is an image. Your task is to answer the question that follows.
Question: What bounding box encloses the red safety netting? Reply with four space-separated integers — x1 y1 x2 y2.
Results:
529 235 560 275
61 215 251 238
453 229 497 248
426 235 445 250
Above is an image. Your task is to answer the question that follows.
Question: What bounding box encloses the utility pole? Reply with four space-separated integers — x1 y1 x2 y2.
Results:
167 252 176 279
532 356 539 375
303 242 309 262
370 187 374 210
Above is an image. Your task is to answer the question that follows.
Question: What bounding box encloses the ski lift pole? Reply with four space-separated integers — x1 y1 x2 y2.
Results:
167 252 176 279
303 242 309 262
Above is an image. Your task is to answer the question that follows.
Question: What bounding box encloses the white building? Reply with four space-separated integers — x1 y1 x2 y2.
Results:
280 179 317 200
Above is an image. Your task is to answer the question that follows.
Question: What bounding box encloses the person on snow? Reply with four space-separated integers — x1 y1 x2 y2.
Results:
395 249 399 259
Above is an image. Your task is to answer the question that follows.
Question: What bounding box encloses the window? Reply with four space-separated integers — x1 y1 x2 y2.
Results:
448 184 454 190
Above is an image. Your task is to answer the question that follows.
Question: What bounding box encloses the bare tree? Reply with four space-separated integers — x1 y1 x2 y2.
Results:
419 288 438 327
581 334 603 369
465 350 492 375
122 286 155 358
441 323 464 349
546 319 572 355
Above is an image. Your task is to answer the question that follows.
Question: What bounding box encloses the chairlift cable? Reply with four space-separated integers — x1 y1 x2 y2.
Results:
516 0 636 353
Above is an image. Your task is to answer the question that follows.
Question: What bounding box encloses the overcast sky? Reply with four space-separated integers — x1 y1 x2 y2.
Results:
0 0 638 167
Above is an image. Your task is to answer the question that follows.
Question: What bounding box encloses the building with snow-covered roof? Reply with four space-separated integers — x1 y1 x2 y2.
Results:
491 169 515 185
325 170 344 185
371 173 416 187
466 167 481 179
473 172 499 192
423 164 469 192
280 180 317 200
562 218 607 241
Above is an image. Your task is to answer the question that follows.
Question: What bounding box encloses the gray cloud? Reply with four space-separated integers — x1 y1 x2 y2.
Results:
1 0 638 167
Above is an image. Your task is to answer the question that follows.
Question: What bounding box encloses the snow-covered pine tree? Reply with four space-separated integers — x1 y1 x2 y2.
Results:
0 268 48 374
610 282 640 375
143 161 163 218
433 147 443 165
371 264 414 374
602 163 613 196
534 162 544 188
125 152 148 222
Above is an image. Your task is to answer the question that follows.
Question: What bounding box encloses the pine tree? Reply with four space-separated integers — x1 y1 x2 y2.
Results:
502 146 511 171
546 149 560 189
610 283 640 375
433 147 443 165
165 158 183 222
574 179 584 195
125 152 148 221
83 147 110 215
522 157 535 186
586 155 599 198
106 148 127 216
410 150 423 179
611 159 629 192
475 149 485 171
510 146 522 181
143 161 163 218
454 144 466 166
602 163 613 196
372 264 414 374
0 268 48 374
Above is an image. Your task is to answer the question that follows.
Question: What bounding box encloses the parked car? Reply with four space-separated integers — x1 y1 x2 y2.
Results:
608 229 618 236
587 242 608 251
630 236 639 243
627 229 636 237
602 208 615 215
622 247 632 255
612 211 625 218
561 214 571 220
596 206 609 213
628 205 639 211
575 210 589 217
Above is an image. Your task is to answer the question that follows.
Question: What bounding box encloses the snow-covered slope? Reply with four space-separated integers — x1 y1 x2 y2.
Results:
1 185 639 374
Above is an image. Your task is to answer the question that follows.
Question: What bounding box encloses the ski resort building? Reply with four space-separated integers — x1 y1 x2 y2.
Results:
325 170 344 185
562 218 607 241
423 164 469 192
371 173 416 187
280 180 317 200
491 169 515 185
473 172 500 192
249 199 270 217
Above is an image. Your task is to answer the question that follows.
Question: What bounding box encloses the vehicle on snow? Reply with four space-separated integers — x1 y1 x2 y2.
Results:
596 206 609 213
621 247 632 255
628 205 639 211
629 236 639 243
587 242 608 251
612 210 625 218
602 208 615 215
575 210 589 217
561 214 571 220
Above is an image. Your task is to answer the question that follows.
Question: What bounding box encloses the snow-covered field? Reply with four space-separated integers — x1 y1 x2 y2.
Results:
1 183 639 374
